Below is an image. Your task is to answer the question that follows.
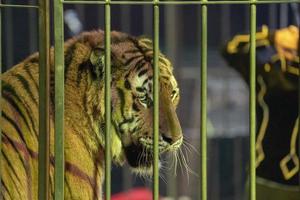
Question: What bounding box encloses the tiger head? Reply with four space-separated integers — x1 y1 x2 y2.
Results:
65 30 182 173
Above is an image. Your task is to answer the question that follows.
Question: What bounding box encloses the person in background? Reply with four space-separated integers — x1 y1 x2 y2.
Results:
222 25 299 200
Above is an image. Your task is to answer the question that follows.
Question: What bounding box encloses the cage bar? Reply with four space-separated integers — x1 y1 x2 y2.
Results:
61 0 300 5
200 1 207 200
298 19 300 193
249 1 257 200
105 0 112 199
0 4 38 8
153 0 160 199
54 0 65 199
38 0 51 199
0 0 2 192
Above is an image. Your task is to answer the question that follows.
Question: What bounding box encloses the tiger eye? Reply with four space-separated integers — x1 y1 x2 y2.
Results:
94 47 104 57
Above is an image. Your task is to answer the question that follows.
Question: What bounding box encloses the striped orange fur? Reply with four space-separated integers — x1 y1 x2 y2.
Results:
1 30 182 200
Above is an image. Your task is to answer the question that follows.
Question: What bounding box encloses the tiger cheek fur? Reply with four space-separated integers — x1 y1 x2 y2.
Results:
113 54 183 173
1 29 182 200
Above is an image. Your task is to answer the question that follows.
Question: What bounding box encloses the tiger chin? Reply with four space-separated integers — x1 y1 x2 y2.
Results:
1 29 182 200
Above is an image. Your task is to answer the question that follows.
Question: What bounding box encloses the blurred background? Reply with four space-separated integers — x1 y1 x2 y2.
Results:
1 1 299 199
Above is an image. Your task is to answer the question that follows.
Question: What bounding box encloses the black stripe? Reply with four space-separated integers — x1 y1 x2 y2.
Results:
123 55 143 66
77 62 89 87
124 79 131 90
28 56 39 63
138 69 148 77
65 176 75 200
115 86 135 135
2 81 38 137
24 63 39 91
135 59 146 72
14 73 38 105
83 91 90 119
2 92 37 137
124 71 131 79
129 127 138 134
116 87 126 118
1 149 23 186
130 37 153 62
123 49 140 55
64 44 76 80
2 133 27 173
132 103 140 112
136 87 144 93
159 57 168 66
142 78 149 86
2 112 29 154
1 179 13 200
112 121 122 139
118 117 134 128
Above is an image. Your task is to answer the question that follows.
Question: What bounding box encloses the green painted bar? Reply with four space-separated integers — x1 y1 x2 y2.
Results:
38 0 51 199
298 21 300 193
200 1 207 200
0 1 2 193
105 0 112 199
54 0 65 199
0 4 38 8
153 1 160 200
61 0 300 5
249 2 257 200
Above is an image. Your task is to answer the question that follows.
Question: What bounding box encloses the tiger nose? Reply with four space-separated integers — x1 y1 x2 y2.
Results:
161 131 183 145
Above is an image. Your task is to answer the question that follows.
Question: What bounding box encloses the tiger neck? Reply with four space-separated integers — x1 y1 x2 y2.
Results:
64 73 104 152
63 73 124 164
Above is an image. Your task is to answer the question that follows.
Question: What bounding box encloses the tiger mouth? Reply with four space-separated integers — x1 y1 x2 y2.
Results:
139 136 170 153
124 136 171 168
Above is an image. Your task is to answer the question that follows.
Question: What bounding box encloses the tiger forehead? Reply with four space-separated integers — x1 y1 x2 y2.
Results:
107 33 177 92
111 37 153 66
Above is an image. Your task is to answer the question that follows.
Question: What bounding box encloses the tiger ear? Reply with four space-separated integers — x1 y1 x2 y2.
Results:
90 47 105 78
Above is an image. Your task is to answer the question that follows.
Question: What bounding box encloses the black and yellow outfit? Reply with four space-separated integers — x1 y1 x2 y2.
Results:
223 25 300 200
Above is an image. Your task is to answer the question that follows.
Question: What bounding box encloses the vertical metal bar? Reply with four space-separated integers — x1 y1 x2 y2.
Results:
105 0 112 199
297 5 300 194
38 0 51 199
153 0 159 199
54 0 65 199
200 1 207 200
0 1 2 196
249 1 256 200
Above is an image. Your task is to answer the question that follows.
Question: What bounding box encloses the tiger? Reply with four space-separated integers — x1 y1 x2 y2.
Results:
1 30 183 200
